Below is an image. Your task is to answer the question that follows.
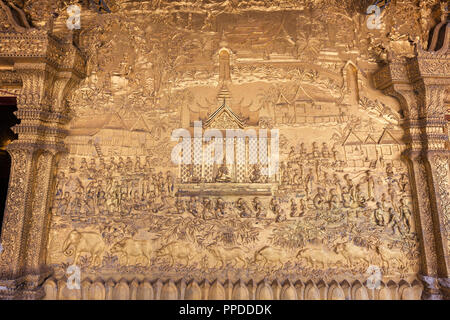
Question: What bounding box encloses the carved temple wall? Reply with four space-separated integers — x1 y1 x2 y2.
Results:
0 0 449 300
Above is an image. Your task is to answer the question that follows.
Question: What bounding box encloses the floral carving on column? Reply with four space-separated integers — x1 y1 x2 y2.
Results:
0 148 35 279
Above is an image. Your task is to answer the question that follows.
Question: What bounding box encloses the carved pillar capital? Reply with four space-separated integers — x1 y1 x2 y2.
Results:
0 29 86 299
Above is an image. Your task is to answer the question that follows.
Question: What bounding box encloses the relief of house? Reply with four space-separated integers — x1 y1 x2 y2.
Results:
342 129 405 168
66 112 156 157
274 84 349 125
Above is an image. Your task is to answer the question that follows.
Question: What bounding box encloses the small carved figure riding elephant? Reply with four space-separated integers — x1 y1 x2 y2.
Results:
62 230 105 267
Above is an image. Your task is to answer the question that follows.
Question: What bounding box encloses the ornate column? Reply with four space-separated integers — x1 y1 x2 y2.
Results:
414 48 450 299
0 29 86 299
373 35 450 299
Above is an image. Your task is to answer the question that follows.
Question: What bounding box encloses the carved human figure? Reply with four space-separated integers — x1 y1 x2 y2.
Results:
305 169 314 199
399 173 409 193
292 169 302 186
387 182 397 205
331 145 339 161
188 196 201 217
328 188 340 210
157 171 166 193
312 142 320 158
202 198 214 220
88 158 97 175
274 204 286 223
83 190 96 215
332 173 342 194
374 202 385 226
57 192 70 216
298 198 307 216
399 198 412 233
125 157 133 172
354 184 367 208
134 157 142 173
281 162 290 185
97 191 107 214
215 198 226 218
68 157 77 173
108 157 117 172
55 171 67 197
322 172 332 186
117 157 125 172
144 156 152 172
79 157 89 177
236 198 252 218
153 192 171 214
321 142 330 158
215 163 232 182
387 208 403 236
290 198 298 217
419 0 432 46
385 163 394 178
288 146 296 161
175 197 185 214
344 174 355 199
69 192 83 216
166 171 175 195
269 197 279 214
341 186 352 208
250 164 262 183
253 197 265 218
380 193 388 210
98 158 107 173
313 187 326 210
361 170 376 200
299 143 307 158
286 163 295 185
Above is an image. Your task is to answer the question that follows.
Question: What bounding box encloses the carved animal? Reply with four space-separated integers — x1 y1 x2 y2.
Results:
296 245 347 269
207 246 248 268
110 238 155 266
156 241 197 266
334 242 377 269
253 246 290 269
376 244 407 272
62 230 105 266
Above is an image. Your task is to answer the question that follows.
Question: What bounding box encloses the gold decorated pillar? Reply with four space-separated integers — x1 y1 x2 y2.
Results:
373 41 450 299
0 29 86 299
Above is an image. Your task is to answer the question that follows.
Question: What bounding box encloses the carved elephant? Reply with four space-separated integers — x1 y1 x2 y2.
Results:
62 230 105 267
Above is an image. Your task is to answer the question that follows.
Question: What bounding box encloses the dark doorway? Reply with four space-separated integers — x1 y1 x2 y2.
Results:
0 97 19 238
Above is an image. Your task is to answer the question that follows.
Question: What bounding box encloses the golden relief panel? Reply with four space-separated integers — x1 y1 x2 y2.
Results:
35 3 435 298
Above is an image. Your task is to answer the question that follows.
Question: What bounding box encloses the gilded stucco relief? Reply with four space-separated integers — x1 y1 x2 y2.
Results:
43 7 423 296
0 0 448 300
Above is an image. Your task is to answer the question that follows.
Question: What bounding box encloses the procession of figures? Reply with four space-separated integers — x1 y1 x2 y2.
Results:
53 139 413 239
48 136 419 278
